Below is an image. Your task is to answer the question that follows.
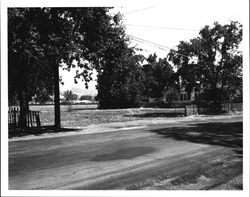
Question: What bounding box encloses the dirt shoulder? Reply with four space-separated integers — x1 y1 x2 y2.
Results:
9 112 242 141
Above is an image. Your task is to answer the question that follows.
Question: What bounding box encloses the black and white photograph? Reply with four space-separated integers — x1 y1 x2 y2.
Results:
1 0 249 196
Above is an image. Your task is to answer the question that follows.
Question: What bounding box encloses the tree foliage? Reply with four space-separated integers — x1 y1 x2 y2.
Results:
169 21 242 111
142 53 174 99
63 90 78 103
79 95 93 101
97 50 175 108
8 8 119 98
90 12 147 109
8 9 54 107
34 89 53 104
8 7 124 126
97 47 145 109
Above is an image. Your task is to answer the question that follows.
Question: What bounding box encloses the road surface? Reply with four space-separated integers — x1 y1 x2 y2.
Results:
9 115 243 190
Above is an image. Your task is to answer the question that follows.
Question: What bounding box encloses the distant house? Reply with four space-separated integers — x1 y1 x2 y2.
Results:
164 84 242 104
164 87 199 103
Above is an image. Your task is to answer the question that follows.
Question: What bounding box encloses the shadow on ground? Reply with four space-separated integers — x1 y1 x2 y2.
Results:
150 121 243 157
9 126 81 138
125 112 185 118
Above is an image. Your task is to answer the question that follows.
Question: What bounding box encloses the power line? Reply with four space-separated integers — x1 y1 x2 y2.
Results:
123 6 154 15
132 37 170 52
132 40 168 53
132 36 179 53
130 35 215 65
131 35 172 50
130 35 190 58
131 35 242 66
125 24 199 32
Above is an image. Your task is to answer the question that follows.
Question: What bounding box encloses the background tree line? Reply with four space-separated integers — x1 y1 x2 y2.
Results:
97 20 242 110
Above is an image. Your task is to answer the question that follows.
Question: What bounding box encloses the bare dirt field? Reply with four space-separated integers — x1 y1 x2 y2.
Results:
29 104 186 128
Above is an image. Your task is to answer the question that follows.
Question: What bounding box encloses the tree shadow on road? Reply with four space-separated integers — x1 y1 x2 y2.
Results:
9 126 81 138
150 121 243 157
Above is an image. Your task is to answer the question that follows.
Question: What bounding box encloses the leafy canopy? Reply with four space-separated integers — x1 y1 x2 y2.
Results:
142 53 174 99
8 8 123 102
168 21 242 104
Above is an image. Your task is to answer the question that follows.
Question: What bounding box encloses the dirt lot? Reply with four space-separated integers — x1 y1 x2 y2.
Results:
29 104 186 128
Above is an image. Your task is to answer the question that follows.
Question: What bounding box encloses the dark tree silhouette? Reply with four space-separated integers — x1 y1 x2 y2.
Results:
8 8 125 128
169 21 242 112
142 53 174 99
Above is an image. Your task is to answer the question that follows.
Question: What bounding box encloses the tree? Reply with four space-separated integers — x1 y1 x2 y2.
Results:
91 12 146 109
63 90 78 103
97 48 145 109
142 53 174 99
79 95 93 101
8 8 54 127
169 21 242 112
34 89 53 104
8 8 124 128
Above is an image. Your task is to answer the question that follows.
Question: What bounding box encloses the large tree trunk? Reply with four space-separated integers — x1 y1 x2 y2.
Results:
212 87 222 114
18 90 29 128
18 59 29 129
53 60 61 129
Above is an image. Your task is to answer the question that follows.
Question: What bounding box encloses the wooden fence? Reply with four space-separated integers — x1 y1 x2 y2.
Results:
185 104 198 116
221 102 243 112
188 102 243 115
8 107 41 128
8 107 20 127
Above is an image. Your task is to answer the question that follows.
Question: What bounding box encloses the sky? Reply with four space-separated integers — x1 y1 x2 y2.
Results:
59 0 245 96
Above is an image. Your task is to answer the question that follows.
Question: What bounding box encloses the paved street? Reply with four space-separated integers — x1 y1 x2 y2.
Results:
9 115 243 190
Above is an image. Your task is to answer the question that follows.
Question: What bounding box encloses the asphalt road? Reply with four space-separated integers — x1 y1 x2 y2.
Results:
9 115 243 190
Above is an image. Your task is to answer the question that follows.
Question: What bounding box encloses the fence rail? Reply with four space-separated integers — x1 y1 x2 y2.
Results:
185 104 198 116
8 107 41 128
190 102 242 116
221 102 242 112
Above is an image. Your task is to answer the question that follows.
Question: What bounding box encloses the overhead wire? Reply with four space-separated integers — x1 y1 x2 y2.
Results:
130 35 190 58
120 8 241 66
122 6 154 15
131 35 173 50
125 24 199 32
132 38 172 54
130 35 216 65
